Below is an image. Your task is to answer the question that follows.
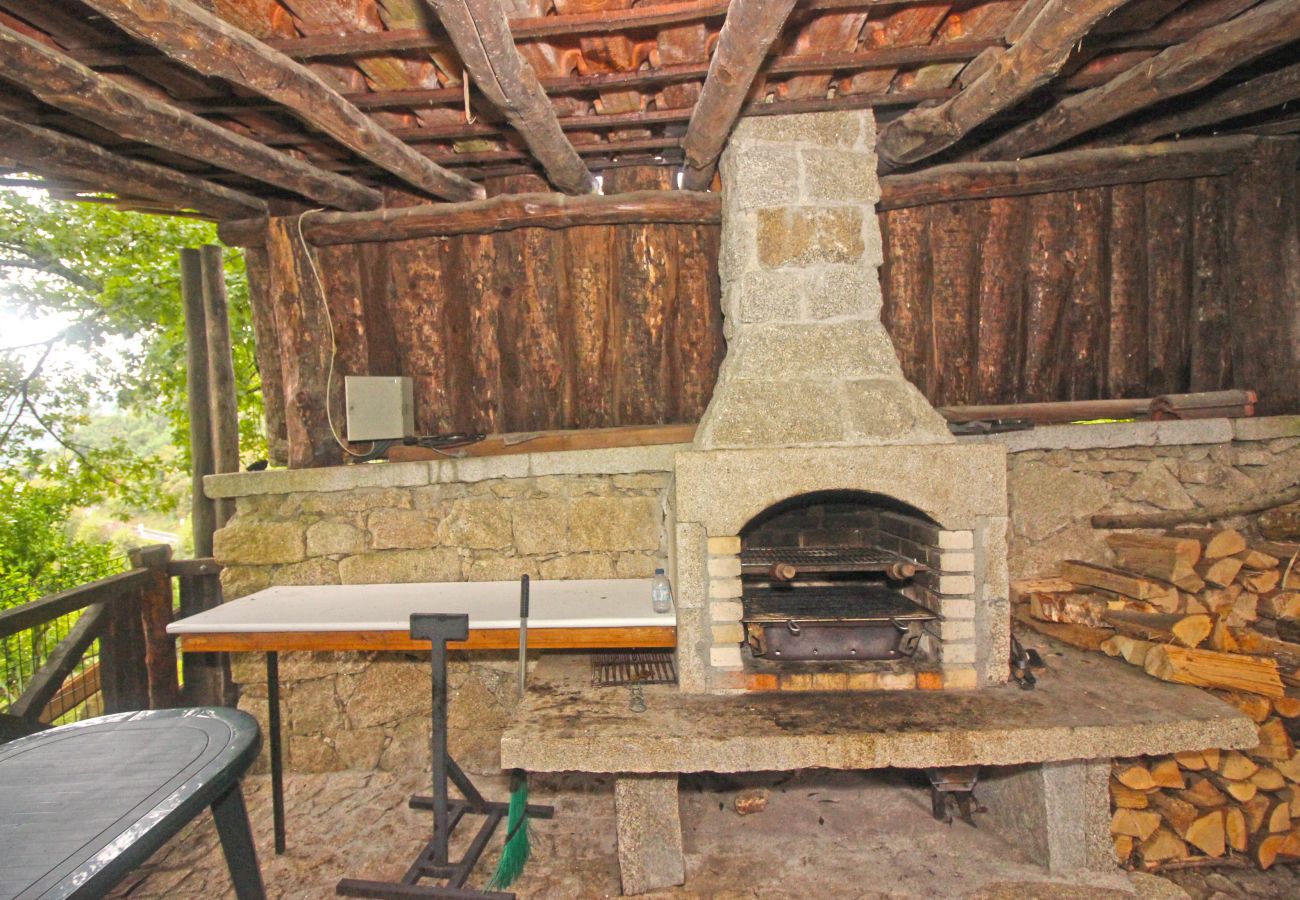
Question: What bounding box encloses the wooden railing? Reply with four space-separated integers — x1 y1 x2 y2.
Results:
0 545 231 735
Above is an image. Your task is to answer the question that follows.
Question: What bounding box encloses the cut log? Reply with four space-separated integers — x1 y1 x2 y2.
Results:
1254 832 1287 869
1280 827 1300 859
1144 645 1285 698
1218 750 1261 781
1276 754 1300 783
1251 767 1287 791
1180 777 1228 809
1198 556 1244 589
1031 592 1113 627
1151 757 1187 790
1260 502 1300 543
1202 748 1222 771
1102 610 1212 649
1184 809 1227 858
1150 791 1199 835
1209 775 1257 803
1106 533 1205 591
1206 530 1249 560
1261 593 1300 620
1253 718 1296 761
975 0 1300 160
1115 762 1157 791
1207 618 1240 653
1214 691 1273 724
1103 635 1155 667
1175 750 1207 771
1014 605 1113 651
1112 779 1151 809
1010 576 1077 600
80 0 482 203
1227 593 1260 628
1138 827 1190 865
680 0 799 189
1112 807 1163 841
1228 630 1300 670
1273 696 1300 719
1114 833 1135 864
1226 806 1249 853
1245 571 1282 594
1266 799 1291 834
1059 561 1181 610
1241 549 1282 571
1244 794 1272 832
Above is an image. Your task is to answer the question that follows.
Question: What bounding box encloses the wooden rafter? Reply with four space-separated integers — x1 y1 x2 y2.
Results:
976 0 1300 161
1116 60 1300 144
875 0 1131 173
0 24 381 210
680 0 799 191
80 0 484 202
0 114 266 219
217 189 720 247
427 0 595 195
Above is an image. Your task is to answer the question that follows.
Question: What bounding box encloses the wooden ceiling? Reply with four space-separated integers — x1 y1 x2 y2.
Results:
0 0 1296 219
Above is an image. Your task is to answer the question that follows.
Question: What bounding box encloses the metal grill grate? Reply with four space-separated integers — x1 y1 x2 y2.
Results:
741 546 925 574
592 651 678 687
743 584 937 623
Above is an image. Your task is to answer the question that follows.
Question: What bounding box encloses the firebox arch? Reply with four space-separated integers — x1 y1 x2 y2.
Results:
739 489 940 540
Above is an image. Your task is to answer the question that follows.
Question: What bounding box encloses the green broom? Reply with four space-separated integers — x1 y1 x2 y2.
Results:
489 576 534 891
488 770 532 890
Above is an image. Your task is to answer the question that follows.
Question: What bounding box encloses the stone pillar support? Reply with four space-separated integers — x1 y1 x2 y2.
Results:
614 773 685 895
980 759 1115 873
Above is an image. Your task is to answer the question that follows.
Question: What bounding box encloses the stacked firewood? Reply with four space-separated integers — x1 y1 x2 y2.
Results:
1014 528 1300 870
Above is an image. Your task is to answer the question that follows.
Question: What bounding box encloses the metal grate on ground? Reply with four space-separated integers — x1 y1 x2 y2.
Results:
591 650 677 687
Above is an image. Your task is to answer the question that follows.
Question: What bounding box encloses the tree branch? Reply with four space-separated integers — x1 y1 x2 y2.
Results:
0 254 102 292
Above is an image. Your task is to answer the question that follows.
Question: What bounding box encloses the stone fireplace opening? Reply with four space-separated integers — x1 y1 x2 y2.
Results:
738 490 940 671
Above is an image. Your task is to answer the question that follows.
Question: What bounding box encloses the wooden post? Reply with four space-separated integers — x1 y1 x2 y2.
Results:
201 244 240 527
173 559 235 707
182 248 217 555
127 544 179 709
99 581 150 714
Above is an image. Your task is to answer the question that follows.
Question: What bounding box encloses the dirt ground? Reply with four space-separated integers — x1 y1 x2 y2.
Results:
107 770 1300 899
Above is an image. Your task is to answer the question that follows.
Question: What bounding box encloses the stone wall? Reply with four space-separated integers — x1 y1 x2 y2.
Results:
980 417 1300 582
208 447 678 774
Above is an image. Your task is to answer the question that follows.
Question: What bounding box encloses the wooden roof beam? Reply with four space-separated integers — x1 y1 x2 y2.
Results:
427 0 594 195
80 0 483 202
218 189 720 247
0 114 266 219
680 0 799 191
1114 60 1300 145
0 24 380 210
975 0 1300 161
875 0 1131 173
878 134 1260 209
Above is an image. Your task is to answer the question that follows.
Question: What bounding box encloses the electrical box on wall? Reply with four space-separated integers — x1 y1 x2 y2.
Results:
345 376 415 441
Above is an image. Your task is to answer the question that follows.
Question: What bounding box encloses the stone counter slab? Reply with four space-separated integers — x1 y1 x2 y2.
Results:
501 640 1255 774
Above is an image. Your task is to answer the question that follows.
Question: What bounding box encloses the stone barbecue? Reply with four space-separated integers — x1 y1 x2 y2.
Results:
667 108 1009 694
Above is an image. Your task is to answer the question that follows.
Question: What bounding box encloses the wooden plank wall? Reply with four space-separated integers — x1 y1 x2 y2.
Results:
248 145 1299 468
878 138 1300 416
250 167 724 466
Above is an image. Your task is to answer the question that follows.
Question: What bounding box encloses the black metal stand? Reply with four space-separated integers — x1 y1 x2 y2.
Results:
267 650 286 855
926 766 984 826
337 614 554 899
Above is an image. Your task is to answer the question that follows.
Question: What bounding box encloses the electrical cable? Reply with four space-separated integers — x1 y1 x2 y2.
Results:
295 208 376 459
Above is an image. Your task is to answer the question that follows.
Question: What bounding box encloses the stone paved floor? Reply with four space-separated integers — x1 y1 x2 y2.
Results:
106 770 1300 899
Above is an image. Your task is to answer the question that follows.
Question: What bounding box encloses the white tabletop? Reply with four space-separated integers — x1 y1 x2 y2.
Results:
166 579 675 634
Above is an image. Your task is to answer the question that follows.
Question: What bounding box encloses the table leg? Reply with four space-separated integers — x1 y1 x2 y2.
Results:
266 651 285 855
212 784 268 900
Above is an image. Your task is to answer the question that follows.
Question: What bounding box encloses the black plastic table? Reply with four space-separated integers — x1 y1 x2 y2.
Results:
0 708 265 900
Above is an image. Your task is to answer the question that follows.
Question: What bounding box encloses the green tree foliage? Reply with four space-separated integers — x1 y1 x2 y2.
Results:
0 191 265 509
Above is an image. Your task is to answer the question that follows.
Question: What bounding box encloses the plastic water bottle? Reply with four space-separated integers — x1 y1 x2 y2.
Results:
651 568 673 614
